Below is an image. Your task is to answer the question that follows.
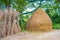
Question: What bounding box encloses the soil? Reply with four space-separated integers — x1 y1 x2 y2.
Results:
1 29 60 40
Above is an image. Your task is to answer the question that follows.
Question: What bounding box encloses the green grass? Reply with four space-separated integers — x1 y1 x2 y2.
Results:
53 23 60 29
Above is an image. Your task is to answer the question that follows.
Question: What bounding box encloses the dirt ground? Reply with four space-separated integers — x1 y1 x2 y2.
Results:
1 29 60 40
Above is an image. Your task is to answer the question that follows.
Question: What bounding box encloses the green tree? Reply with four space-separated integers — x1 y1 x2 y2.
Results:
0 0 28 38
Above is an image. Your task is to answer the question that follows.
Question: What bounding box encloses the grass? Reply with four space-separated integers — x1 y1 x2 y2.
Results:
53 23 60 29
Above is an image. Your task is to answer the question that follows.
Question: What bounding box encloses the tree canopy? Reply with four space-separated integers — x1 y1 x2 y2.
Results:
0 0 28 13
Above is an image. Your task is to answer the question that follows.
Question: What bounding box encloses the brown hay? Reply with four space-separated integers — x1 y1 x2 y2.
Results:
26 8 52 31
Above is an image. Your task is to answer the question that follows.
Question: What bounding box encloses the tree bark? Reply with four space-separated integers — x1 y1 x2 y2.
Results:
0 8 21 38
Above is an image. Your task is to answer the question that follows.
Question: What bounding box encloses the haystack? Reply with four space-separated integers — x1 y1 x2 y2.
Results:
26 8 52 31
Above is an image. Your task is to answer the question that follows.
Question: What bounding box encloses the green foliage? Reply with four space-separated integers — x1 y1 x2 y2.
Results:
54 0 60 3
22 0 60 29
14 0 28 13
19 13 32 31
0 0 28 13
0 0 60 30
0 0 28 31
41 1 60 23
53 24 60 29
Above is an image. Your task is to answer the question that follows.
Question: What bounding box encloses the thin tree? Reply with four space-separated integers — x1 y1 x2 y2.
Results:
0 0 28 38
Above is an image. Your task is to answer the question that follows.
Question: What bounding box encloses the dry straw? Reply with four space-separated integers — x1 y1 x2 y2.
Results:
26 8 52 31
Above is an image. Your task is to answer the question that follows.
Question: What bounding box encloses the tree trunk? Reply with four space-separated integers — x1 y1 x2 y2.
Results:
0 7 21 38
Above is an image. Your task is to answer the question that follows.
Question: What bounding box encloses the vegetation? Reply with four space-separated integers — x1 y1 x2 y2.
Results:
0 0 60 38
0 0 28 38
22 0 60 29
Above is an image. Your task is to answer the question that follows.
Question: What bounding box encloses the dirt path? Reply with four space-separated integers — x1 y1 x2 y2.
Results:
1 30 60 40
